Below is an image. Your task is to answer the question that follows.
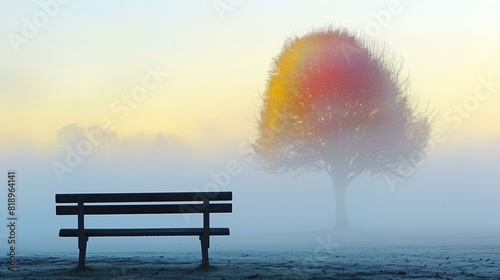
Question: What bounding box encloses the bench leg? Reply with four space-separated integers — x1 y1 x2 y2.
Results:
200 235 209 267
77 237 88 270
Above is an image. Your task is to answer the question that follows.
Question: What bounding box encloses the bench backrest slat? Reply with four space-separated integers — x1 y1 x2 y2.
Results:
56 203 232 215
55 192 232 216
55 192 232 203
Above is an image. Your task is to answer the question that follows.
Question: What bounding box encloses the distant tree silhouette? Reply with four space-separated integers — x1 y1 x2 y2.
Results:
253 28 432 229
56 123 117 151
56 123 86 147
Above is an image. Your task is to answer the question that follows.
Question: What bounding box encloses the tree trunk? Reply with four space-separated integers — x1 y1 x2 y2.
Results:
332 177 349 229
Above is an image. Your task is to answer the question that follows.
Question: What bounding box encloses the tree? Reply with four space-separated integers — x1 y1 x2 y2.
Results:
253 28 432 229
56 123 117 151
56 123 86 147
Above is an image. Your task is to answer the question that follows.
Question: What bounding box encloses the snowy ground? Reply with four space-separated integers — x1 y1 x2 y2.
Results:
1 230 499 279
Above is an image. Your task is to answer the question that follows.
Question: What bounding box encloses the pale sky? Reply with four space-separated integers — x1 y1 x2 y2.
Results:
1 0 499 152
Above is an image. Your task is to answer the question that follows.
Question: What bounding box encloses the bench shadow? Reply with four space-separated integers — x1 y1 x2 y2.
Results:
191 264 221 272
59 260 224 278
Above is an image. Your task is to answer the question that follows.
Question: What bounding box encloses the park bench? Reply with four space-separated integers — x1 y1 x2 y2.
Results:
55 191 232 269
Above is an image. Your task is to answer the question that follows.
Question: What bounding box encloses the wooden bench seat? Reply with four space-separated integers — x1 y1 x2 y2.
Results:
55 191 232 269
59 227 230 237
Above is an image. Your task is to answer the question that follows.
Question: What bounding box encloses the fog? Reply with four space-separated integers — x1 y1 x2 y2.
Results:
1 132 499 254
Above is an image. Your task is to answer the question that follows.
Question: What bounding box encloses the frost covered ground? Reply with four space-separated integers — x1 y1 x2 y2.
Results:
1 230 499 279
